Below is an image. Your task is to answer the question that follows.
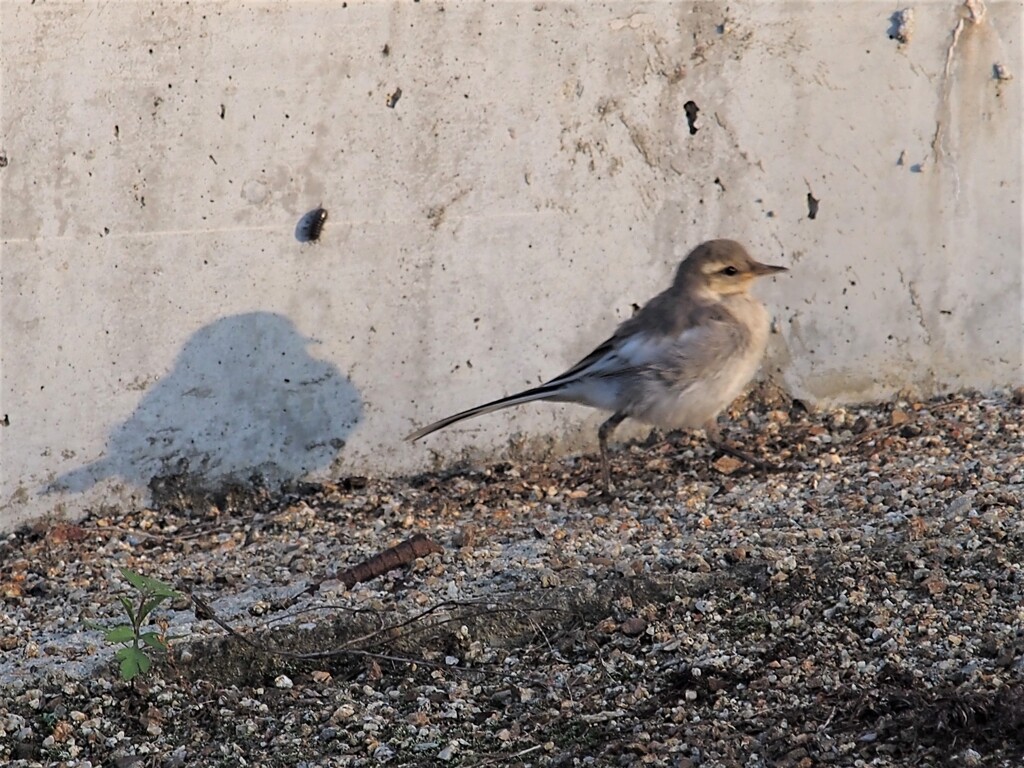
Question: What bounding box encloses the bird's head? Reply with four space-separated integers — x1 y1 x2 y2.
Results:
676 239 788 297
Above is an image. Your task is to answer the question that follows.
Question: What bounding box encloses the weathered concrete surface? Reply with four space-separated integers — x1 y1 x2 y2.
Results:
1 1 1020 530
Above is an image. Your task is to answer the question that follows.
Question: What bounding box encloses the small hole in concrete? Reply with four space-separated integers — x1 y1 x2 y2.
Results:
807 193 820 220
683 101 700 135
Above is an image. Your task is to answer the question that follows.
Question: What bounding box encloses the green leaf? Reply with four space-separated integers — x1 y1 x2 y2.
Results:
140 632 167 651
104 625 137 644
140 595 169 620
120 568 179 598
117 596 137 624
116 647 151 681
83 620 107 632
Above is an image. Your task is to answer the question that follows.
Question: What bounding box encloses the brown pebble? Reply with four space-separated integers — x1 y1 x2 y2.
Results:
452 526 477 549
851 415 871 433
712 455 744 475
619 617 648 637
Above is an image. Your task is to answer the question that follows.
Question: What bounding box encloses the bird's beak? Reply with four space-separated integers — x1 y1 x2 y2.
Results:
752 262 788 276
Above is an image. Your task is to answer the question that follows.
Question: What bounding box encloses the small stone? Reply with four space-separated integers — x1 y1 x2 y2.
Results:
922 573 948 595
962 747 984 766
373 744 396 761
331 704 355 722
712 455 744 475
452 526 477 548
437 743 458 761
620 617 648 637
274 674 293 689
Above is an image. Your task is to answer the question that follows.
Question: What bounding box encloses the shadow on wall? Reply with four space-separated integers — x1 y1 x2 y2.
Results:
49 312 361 498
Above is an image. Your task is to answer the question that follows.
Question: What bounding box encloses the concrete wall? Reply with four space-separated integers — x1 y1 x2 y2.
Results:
2 1 1020 531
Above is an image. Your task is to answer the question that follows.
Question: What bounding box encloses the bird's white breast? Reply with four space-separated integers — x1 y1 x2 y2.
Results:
634 294 771 429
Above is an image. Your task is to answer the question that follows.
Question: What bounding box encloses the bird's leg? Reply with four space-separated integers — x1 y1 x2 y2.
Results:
598 412 628 490
704 420 775 472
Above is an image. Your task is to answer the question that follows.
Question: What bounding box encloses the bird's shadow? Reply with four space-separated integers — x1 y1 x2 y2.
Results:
48 312 361 507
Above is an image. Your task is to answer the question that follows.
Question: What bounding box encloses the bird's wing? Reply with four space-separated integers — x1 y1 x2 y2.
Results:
544 301 735 387
649 304 751 389
540 334 622 386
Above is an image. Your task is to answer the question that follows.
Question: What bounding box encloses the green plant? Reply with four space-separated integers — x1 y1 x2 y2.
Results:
89 568 180 681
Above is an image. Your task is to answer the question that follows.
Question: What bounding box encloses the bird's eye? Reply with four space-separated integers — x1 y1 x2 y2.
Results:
720 266 739 276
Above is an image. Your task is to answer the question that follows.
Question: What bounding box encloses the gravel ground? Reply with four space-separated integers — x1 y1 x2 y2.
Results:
1 385 1023 767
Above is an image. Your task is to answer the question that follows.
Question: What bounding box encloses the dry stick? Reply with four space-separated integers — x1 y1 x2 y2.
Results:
279 533 444 609
338 533 443 589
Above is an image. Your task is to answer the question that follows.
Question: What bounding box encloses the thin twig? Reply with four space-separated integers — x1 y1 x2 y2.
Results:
183 589 562 673
469 743 545 766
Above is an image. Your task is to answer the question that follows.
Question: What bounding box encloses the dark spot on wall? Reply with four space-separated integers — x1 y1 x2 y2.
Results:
683 100 700 135
387 87 402 108
888 10 913 44
807 192 820 220
296 208 328 243
219 104 225 119
382 43 391 56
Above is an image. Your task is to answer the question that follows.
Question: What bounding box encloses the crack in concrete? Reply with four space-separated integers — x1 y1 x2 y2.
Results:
617 112 658 170
898 267 933 346
930 0 986 197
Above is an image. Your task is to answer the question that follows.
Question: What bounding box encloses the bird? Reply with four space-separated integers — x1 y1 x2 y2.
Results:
406 239 788 489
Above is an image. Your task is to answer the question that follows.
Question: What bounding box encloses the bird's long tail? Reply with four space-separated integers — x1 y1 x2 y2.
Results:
405 381 568 441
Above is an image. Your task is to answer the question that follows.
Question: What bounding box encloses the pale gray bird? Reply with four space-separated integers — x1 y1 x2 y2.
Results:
406 239 788 488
